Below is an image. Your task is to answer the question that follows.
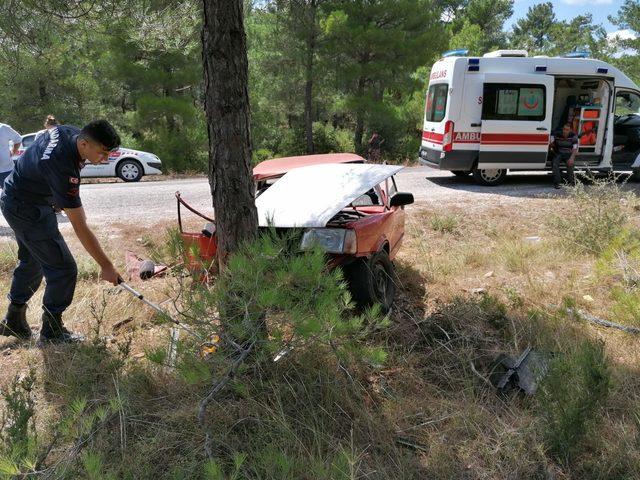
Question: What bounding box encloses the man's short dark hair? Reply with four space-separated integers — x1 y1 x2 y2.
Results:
563 122 572 129
81 120 121 151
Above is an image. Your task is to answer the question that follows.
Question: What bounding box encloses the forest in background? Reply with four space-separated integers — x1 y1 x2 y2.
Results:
0 0 638 172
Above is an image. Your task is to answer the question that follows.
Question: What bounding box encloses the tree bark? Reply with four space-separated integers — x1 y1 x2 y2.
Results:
303 0 316 154
201 0 258 265
353 76 365 153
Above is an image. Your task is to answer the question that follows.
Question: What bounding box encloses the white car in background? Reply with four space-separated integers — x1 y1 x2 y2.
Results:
13 132 162 182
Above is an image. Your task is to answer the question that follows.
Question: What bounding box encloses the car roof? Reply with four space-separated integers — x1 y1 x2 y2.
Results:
255 163 403 228
253 153 364 181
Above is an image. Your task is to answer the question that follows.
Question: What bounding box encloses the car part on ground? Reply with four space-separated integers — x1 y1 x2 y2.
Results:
490 347 553 395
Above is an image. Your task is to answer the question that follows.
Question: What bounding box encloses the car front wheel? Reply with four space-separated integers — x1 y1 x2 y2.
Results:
472 167 507 186
117 159 144 182
343 250 396 313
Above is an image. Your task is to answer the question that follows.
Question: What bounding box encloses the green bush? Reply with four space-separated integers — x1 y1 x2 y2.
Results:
596 228 640 326
552 177 634 255
538 339 611 463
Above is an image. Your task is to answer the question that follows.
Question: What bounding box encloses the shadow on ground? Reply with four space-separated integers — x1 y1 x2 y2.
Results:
425 171 640 199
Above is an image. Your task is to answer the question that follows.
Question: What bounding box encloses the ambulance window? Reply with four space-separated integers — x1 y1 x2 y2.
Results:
482 83 546 121
425 84 448 122
615 91 640 116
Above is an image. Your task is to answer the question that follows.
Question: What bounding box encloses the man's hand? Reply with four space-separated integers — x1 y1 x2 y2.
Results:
66 207 121 284
100 264 121 286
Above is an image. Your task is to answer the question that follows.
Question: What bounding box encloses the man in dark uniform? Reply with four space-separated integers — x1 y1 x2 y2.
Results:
550 122 578 189
0 120 122 343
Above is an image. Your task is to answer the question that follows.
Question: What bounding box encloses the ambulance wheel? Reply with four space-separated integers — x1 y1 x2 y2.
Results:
343 250 396 314
472 168 507 186
117 159 144 182
451 170 471 177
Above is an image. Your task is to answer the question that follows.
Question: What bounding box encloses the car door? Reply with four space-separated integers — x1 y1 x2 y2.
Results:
478 73 554 170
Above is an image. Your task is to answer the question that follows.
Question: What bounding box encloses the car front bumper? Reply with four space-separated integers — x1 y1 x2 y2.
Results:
144 161 163 175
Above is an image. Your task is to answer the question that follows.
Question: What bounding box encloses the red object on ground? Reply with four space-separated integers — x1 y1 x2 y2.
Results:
125 251 168 281
252 153 364 181
176 192 218 282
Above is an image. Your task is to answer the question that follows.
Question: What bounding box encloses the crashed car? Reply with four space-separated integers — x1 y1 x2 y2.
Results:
255 163 413 312
253 152 364 196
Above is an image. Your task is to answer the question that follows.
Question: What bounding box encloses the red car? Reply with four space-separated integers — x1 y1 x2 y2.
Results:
253 152 364 195
181 155 412 312
255 162 413 312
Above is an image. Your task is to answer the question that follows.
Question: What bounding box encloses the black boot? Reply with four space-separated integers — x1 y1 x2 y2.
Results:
38 310 84 344
0 303 32 339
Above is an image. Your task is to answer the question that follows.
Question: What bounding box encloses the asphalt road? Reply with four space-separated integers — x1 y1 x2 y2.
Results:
0 167 607 230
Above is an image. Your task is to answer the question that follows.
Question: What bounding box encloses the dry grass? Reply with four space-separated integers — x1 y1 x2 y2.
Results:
0 183 639 478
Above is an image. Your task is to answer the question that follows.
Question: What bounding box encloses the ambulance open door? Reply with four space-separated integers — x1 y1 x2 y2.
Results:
478 74 554 170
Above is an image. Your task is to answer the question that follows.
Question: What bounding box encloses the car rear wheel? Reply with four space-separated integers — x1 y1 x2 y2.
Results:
451 170 471 177
472 168 507 186
343 250 396 313
117 159 143 182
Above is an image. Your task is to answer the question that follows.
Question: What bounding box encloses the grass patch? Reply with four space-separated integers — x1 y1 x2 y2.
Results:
0 243 17 273
430 213 459 235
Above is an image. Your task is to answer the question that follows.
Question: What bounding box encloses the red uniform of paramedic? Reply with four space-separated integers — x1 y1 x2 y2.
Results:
550 123 578 189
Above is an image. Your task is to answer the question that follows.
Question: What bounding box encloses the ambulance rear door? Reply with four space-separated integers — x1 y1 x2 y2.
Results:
478 73 554 170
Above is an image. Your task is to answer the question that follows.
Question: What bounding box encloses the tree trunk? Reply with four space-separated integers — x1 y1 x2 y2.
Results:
303 0 317 154
201 0 258 266
353 76 366 154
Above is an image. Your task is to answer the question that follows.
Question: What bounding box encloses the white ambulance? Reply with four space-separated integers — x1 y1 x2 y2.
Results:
419 49 640 185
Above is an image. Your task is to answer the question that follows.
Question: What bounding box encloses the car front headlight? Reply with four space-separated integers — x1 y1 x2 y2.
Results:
300 228 357 254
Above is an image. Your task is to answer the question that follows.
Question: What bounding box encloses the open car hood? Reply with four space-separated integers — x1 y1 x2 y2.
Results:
256 163 403 228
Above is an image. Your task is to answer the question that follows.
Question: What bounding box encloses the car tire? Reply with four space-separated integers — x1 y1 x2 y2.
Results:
472 167 507 186
343 250 396 313
451 170 471 177
117 159 144 182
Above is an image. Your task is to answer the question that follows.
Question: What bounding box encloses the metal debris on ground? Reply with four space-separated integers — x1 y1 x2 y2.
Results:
490 346 553 395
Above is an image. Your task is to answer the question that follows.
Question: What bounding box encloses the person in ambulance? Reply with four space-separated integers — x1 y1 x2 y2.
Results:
549 123 578 189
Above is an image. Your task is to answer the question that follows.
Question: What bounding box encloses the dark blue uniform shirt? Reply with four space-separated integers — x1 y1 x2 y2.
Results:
4 125 83 209
552 130 579 155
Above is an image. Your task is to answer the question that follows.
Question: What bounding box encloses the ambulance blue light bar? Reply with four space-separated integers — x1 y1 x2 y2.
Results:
468 58 480 65
535 66 547 72
597 68 608 74
442 49 469 58
562 51 590 58
468 65 480 72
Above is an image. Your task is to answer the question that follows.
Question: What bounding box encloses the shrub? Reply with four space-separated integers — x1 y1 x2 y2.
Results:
596 228 640 326
551 176 634 255
538 339 611 463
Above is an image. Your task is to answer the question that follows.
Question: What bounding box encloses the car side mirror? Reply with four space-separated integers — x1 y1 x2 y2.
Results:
389 192 414 207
